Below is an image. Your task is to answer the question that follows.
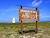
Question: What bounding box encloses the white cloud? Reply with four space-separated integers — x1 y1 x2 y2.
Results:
32 0 42 7
41 16 50 18
40 14 50 18
32 0 36 4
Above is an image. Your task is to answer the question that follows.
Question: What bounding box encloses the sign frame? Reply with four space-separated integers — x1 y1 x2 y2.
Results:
19 6 39 34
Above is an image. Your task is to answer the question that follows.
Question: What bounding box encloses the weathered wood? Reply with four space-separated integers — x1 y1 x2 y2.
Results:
19 7 39 34
20 6 23 35
36 21 38 33
20 21 23 35
36 8 38 33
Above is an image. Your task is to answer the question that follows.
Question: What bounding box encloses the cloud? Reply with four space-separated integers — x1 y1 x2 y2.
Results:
32 0 36 4
32 0 42 7
41 16 50 18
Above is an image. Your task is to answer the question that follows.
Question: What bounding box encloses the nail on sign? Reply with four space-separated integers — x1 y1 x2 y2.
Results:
19 9 39 21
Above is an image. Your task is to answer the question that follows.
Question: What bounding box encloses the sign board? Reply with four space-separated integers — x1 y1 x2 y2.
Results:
19 9 39 21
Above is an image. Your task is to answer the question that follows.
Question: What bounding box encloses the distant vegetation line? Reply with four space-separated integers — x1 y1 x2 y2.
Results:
0 21 50 23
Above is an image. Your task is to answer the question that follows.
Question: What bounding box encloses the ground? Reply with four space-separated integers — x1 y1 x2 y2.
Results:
0 22 50 38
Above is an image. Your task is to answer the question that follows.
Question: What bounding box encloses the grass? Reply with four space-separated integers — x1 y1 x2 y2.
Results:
0 22 50 38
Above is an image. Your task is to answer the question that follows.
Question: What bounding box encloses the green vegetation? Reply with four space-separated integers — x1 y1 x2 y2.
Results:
0 22 50 38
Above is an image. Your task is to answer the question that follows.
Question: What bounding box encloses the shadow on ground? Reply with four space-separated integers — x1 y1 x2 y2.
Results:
19 29 36 34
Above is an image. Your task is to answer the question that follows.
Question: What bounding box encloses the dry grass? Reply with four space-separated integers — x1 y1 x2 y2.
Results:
0 22 50 38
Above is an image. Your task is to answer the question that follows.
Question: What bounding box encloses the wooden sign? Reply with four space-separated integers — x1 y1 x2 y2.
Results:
19 9 39 21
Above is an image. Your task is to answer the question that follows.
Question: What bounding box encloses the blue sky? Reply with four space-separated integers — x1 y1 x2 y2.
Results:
0 0 50 22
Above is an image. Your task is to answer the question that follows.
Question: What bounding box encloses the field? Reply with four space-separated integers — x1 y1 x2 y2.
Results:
0 22 50 38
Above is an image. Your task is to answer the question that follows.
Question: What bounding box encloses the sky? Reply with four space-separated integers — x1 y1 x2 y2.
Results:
0 0 50 22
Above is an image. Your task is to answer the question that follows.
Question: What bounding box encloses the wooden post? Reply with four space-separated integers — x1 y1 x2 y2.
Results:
36 8 38 33
21 21 23 35
36 21 38 33
20 6 23 35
